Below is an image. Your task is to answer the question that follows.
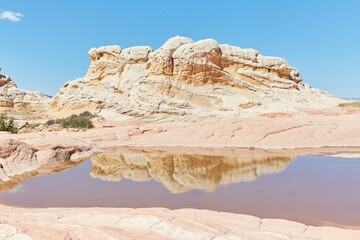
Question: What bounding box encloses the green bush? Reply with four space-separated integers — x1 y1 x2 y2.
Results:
29 123 40 129
57 115 94 129
45 119 56 126
79 111 98 118
48 111 97 129
0 114 18 134
338 101 360 108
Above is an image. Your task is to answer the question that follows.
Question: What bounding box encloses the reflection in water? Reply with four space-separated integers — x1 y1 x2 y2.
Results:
90 151 293 193
0 148 359 226
0 148 293 193
0 160 81 192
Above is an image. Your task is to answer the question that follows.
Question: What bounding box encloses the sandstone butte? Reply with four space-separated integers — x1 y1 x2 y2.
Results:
1 36 360 239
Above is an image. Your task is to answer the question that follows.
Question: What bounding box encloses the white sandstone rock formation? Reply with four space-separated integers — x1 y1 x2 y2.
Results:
51 36 342 120
0 67 51 119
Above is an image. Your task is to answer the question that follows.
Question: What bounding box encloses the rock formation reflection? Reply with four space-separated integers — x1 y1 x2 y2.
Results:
90 150 293 193
0 161 82 192
0 147 294 193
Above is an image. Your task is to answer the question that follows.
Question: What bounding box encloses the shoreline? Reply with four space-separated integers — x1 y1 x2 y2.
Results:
1 205 359 239
1 144 360 239
1 109 360 239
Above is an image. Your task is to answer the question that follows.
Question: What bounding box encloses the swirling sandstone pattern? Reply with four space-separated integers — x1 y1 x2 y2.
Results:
1 206 359 240
0 140 96 192
0 69 50 120
51 36 341 119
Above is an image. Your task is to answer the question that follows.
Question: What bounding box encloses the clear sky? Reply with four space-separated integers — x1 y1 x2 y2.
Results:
0 0 359 97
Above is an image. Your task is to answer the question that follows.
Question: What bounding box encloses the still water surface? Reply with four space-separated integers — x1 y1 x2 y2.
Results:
0 150 359 226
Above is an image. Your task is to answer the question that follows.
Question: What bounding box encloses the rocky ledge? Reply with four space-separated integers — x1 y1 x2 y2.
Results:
0 139 97 192
0 206 359 240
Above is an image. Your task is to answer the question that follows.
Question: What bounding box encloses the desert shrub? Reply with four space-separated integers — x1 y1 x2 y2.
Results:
55 112 96 129
56 115 93 129
338 101 360 108
45 119 56 126
29 123 40 129
239 101 262 109
44 111 97 129
79 111 98 119
0 114 18 134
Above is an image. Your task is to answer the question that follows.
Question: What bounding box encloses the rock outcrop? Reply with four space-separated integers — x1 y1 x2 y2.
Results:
0 68 50 120
0 140 96 192
1 206 360 240
51 36 341 119
91 151 292 193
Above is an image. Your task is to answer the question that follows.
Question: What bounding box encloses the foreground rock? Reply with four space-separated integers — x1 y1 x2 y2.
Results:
0 205 359 240
1 107 359 150
51 36 341 120
0 140 97 192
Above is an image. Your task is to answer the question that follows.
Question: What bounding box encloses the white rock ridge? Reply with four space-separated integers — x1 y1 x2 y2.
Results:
0 67 50 119
51 36 341 119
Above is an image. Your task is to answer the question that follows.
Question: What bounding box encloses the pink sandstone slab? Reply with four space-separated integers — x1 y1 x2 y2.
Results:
0 205 359 240
1 107 359 151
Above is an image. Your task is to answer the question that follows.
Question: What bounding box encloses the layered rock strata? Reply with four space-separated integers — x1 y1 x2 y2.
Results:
51 36 341 119
0 68 50 120
0 140 96 192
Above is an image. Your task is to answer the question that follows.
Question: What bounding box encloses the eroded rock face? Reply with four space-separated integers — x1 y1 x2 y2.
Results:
0 68 51 120
0 140 94 192
90 151 293 193
51 36 341 119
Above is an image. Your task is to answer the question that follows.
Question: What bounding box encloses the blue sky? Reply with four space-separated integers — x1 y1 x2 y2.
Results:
0 0 359 97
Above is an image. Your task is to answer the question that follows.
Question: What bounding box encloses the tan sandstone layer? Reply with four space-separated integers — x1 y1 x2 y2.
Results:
1 205 360 240
0 69 50 120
